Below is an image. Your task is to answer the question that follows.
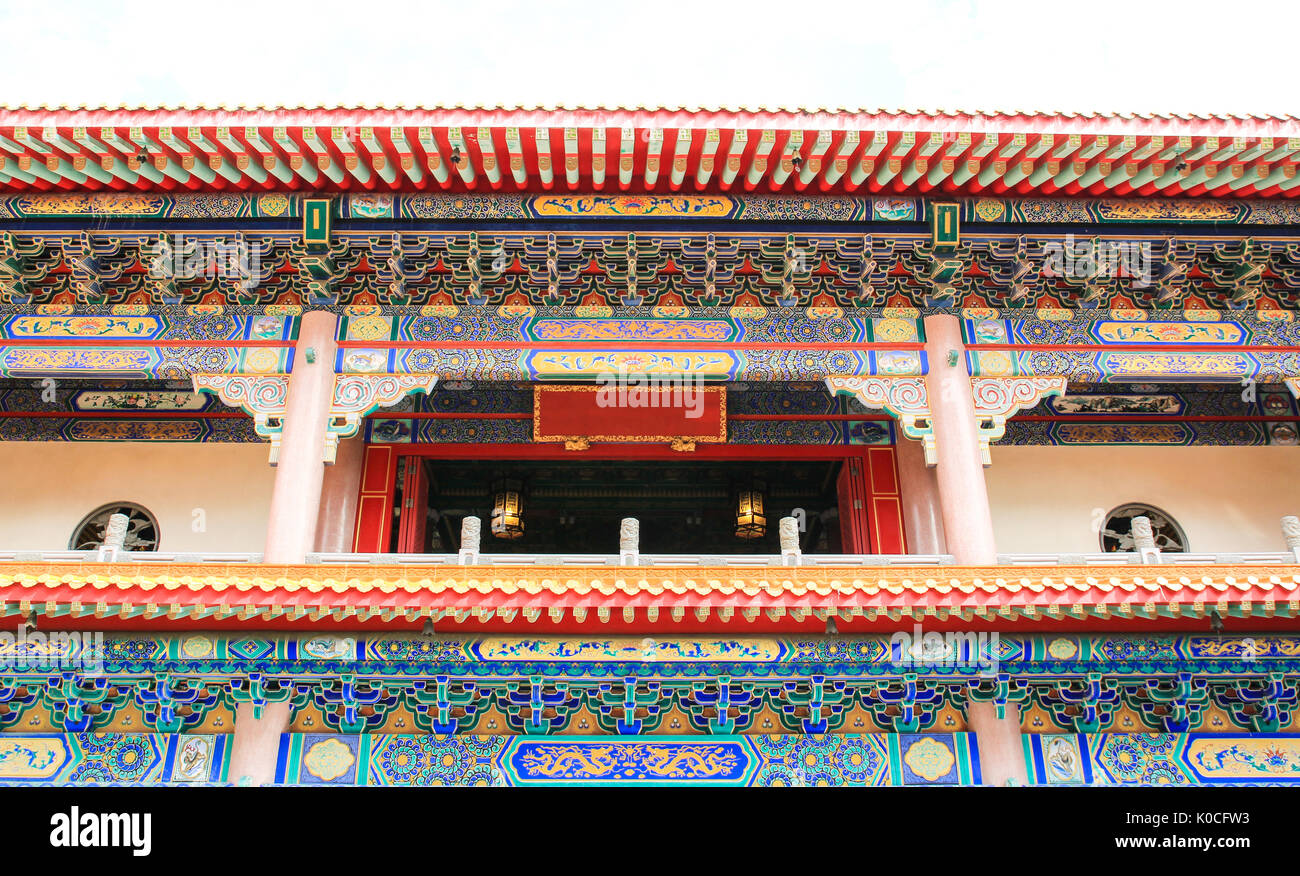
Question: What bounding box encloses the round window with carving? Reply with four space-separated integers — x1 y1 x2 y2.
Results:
69 502 160 551
1099 503 1186 553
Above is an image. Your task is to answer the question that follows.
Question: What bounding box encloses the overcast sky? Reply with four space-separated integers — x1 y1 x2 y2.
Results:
0 0 1293 114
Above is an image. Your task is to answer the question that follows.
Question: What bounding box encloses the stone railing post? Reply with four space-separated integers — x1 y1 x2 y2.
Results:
620 518 639 566
780 516 801 566
1131 515 1162 564
96 512 130 561
1283 516 1300 562
458 516 481 565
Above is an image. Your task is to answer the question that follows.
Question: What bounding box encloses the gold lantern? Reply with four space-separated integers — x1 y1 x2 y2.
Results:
734 478 767 539
490 477 525 539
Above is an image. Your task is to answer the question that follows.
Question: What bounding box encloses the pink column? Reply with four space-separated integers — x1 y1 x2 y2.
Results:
922 314 997 564
228 701 290 786
895 435 946 554
966 701 1030 786
314 435 365 552
264 310 338 564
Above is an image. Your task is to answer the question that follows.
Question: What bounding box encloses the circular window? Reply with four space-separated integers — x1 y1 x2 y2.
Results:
1099 503 1186 553
69 502 160 551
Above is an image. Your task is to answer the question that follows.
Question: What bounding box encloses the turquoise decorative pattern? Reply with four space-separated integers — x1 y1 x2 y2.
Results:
266 733 976 786
1025 733 1300 786
3 193 1295 225
0 193 298 219
62 631 1300 676
4 632 1294 739
964 197 1300 225
0 733 228 785
6 227 1300 310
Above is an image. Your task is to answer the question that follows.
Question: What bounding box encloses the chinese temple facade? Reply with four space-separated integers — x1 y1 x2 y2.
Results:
1 106 1299 786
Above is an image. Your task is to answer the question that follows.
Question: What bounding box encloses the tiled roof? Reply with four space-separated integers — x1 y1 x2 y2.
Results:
0 107 1295 199
1 105 1294 121
3 563 1296 624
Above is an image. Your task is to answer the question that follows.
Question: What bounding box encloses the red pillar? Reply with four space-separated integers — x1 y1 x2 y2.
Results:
967 701 1030 786
315 435 366 552
922 314 997 564
228 701 290 786
895 435 947 554
265 310 338 564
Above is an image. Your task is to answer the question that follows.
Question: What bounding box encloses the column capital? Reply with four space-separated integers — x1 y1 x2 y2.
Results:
825 375 935 461
193 372 437 463
970 376 1067 465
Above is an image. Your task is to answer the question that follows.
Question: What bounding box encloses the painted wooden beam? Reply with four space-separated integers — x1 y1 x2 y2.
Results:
277 128 319 185
1183 136 1218 161
563 127 580 189
67 154 112 185
769 129 800 189
39 127 81 156
717 128 747 190
417 127 450 187
975 158 1007 189
332 126 374 186
1156 135 1193 162
669 126 691 189
1103 134 1137 160
642 127 664 189
12 127 50 154
242 126 290 187
873 132 914 188
359 127 397 185
1227 163 1271 191
997 133 1027 159
535 127 554 189
617 126 635 190
505 127 526 187
1260 138 1300 162
304 127 346 185
795 129 831 189
900 132 944 187
0 156 39 184
1208 137 1248 163
591 126 607 189
846 131 887 189
820 130 856 189
745 129 774 190
950 157 980 188
1051 159 1086 189
476 127 502 189
695 128 718 189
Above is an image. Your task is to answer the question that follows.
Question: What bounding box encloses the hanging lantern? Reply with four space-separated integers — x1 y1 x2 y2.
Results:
734 478 767 539
490 477 525 539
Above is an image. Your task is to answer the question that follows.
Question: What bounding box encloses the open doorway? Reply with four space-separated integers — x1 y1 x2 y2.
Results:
392 458 845 554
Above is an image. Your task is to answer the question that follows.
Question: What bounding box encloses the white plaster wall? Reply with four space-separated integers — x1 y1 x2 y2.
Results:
0 442 275 552
987 445 1300 554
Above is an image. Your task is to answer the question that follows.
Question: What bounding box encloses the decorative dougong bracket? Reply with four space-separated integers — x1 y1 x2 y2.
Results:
827 375 1065 466
824 375 934 461
191 373 290 458
326 374 439 459
970 377 1067 466
193 373 438 463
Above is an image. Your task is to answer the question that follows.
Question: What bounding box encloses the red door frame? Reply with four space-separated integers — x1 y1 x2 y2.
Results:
354 441 907 553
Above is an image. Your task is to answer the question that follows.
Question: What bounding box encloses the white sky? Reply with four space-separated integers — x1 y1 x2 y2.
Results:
0 0 1294 114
